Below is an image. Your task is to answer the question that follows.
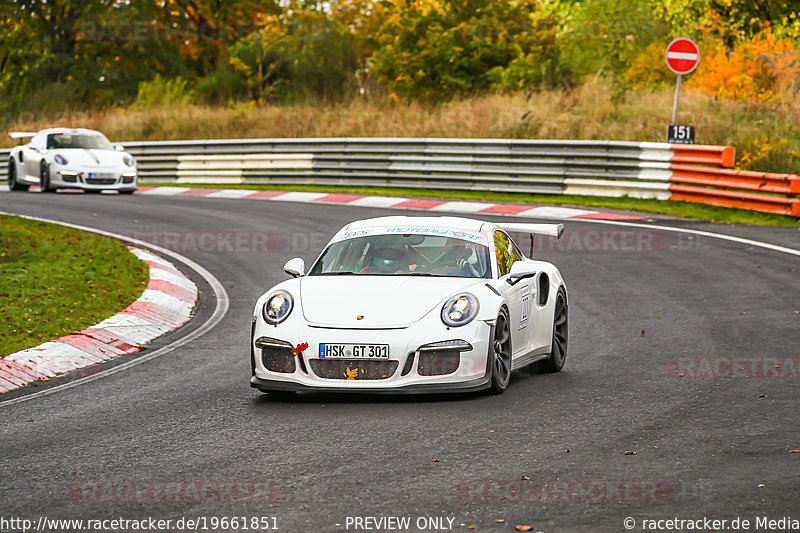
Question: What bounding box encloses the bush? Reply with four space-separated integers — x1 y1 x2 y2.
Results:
556 0 670 81
195 69 249 106
621 42 676 89
690 30 798 101
131 75 195 110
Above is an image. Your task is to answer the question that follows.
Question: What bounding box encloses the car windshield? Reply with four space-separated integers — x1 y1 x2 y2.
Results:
309 234 492 278
46 133 113 150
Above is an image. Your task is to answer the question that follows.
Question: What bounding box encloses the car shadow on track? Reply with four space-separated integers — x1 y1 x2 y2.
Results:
251 361 569 405
253 391 486 405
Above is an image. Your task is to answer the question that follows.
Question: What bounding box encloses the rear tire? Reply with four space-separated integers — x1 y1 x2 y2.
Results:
489 308 512 394
8 160 29 191
541 288 568 372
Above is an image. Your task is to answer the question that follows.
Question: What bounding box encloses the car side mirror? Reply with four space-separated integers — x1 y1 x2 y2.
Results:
114 144 125 152
506 261 536 286
284 257 305 278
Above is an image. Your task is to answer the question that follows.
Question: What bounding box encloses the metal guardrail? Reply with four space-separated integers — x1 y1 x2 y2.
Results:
117 137 733 199
0 148 9 179
3 137 796 217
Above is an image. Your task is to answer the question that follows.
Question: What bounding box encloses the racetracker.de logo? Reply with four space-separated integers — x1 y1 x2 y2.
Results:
507 229 696 254
455 479 673 504
69 480 286 505
667 356 800 378
129 231 285 253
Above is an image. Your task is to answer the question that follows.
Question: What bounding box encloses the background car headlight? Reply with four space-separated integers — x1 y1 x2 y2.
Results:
263 290 294 325
54 154 67 165
441 293 479 327
123 155 134 167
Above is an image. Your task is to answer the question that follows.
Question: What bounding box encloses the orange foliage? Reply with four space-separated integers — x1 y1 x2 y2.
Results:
690 30 799 101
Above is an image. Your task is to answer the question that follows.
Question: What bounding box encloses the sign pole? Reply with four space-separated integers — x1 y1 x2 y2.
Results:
665 37 698 144
671 73 682 126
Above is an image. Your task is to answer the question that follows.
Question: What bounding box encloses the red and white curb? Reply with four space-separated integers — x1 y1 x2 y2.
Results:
0 184 644 220
0 247 197 394
133 186 645 221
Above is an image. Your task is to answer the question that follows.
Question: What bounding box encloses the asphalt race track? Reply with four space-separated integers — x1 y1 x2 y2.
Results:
1 192 799 533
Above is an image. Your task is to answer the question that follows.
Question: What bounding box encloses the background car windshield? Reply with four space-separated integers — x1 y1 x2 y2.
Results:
46 133 113 150
309 234 491 278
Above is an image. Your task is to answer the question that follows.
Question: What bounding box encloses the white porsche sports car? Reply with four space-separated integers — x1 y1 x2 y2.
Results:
251 216 569 395
7 128 137 193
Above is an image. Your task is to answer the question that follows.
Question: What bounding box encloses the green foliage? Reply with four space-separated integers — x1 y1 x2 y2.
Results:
230 6 360 103
1 0 798 110
195 68 250 105
131 76 196 110
0 0 277 111
556 0 671 81
656 0 800 44
282 11 360 101
229 18 290 102
370 0 565 101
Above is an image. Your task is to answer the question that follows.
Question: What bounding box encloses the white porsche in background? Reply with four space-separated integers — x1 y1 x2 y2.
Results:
7 128 137 193
251 216 569 395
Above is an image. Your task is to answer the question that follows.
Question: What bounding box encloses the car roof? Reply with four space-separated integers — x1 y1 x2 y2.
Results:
345 216 489 232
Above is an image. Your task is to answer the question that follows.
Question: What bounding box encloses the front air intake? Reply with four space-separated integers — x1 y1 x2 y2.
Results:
261 347 296 373
309 360 399 380
417 350 460 376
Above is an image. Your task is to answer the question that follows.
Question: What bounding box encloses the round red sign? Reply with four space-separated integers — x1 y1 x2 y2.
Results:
665 38 700 75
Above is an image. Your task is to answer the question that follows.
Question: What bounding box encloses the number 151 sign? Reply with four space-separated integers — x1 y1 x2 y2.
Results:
667 125 695 144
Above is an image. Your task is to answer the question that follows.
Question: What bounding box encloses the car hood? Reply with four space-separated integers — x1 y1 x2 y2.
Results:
52 149 129 167
300 276 482 328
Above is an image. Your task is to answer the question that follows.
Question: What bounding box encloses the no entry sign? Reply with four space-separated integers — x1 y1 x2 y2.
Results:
665 38 699 74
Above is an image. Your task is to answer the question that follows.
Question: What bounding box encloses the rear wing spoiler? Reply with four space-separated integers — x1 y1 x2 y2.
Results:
497 223 564 239
9 132 35 139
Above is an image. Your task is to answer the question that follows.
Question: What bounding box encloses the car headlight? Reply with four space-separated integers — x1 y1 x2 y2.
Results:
441 293 479 327
54 154 67 165
262 290 294 325
123 155 134 167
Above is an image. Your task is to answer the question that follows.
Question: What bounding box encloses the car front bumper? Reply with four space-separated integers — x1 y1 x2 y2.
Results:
251 319 494 394
49 166 137 191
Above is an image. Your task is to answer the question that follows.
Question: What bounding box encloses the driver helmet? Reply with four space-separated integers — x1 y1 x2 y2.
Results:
371 247 406 271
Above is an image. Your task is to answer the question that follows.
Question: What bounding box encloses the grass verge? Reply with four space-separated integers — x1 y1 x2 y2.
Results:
143 182 800 227
0 214 148 356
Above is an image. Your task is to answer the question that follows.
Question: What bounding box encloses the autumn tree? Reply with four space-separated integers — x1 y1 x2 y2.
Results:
369 0 563 101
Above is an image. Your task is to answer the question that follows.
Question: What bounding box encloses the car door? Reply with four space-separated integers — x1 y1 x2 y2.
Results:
494 230 535 356
24 132 45 180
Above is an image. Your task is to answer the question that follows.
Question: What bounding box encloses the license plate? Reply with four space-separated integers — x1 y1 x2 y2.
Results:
88 172 114 180
318 343 389 359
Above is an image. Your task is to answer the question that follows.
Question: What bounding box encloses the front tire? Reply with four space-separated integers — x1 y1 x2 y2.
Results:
39 161 53 193
541 288 568 372
8 160 29 191
489 308 512 394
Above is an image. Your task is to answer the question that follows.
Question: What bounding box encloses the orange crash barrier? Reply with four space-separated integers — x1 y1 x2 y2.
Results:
668 167 800 217
669 145 736 168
